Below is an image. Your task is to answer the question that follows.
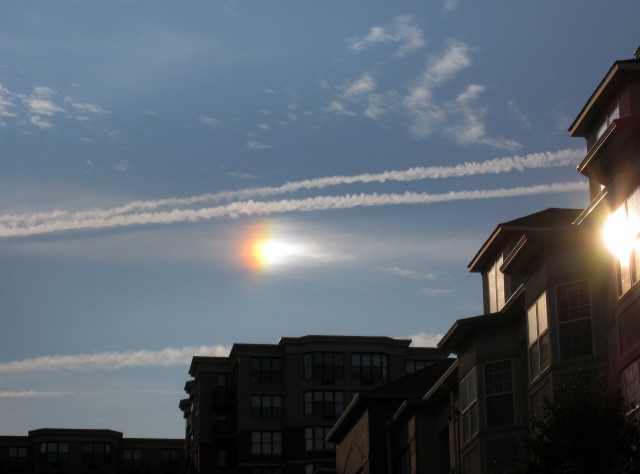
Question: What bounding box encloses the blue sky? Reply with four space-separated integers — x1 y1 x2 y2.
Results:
0 0 637 438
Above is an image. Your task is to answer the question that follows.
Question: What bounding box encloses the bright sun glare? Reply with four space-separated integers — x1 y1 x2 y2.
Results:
603 207 640 260
241 223 304 272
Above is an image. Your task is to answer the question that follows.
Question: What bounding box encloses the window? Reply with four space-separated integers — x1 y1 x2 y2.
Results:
251 395 283 419
39 442 69 464
556 280 593 360
351 353 388 380
305 463 330 474
252 468 283 474
304 390 344 416
216 449 227 468
160 449 180 469
213 372 228 399
251 432 282 456
8 447 28 467
304 353 344 380
123 448 142 469
595 101 620 141
405 359 431 373
623 360 640 414
528 292 550 380
484 360 514 428
83 443 111 465
213 411 233 434
304 426 334 451
460 368 478 443
487 254 505 313
608 188 640 296
251 357 282 383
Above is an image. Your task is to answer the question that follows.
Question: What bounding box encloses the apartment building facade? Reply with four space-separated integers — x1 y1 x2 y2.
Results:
179 335 445 474
329 49 640 473
0 428 185 474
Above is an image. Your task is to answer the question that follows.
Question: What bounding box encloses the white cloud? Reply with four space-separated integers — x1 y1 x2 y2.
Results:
115 160 129 172
0 84 108 129
508 100 532 129
199 116 219 128
422 40 472 86
381 266 437 280
443 0 459 13
0 345 230 373
246 140 272 150
408 332 444 347
419 287 454 296
401 40 473 139
0 83 16 117
29 115 54 129
324 100 356 116
66 98 108 116
350 15 425 57
24 97 66 117
341 74 376 99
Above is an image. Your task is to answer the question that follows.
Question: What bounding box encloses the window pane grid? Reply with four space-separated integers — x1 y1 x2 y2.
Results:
304 426 334 452
528 292 549 379
484 360 514 428
251 357 283 383
556 281 593 360
304 353 344 379
251 395 283 419
351 353 388 380
251 431 283 456
304 390 344 416
460 368 478 443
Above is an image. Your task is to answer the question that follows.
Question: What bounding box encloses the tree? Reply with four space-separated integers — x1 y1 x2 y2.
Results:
521 371 640 473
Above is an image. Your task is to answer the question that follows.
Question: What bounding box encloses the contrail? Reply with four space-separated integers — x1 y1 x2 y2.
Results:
0 181 587 238
0 345 230 373
0 148 582 229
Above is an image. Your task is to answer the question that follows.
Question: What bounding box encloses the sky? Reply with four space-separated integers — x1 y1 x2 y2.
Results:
0 0 638 439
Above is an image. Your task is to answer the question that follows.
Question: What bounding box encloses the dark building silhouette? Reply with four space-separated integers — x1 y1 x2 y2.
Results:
179 335 445 474
0 428 185 474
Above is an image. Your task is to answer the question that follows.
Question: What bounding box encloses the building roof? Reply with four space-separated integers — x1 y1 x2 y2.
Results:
569 57 640 137
438 282 525 354
327 358 455 443
468 208 582 272
501 223 594 278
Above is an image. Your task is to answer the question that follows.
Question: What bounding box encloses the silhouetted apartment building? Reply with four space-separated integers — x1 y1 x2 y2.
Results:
0 428 185 474
179 335 445 474
328 48 640 473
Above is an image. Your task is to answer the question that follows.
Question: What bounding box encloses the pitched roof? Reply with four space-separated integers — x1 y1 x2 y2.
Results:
327 358 455 442
569 57 640 137
468 208 582 272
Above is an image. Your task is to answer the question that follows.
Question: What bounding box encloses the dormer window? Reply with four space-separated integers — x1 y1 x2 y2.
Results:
487 254 505 313
594 101 620 141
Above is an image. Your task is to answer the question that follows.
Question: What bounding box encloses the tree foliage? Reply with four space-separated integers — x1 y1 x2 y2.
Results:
521 372 640 473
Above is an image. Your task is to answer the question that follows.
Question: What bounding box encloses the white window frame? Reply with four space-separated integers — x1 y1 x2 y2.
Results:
623 360 640 414
487 254 505 313
483 360 515 428
555 280 594 360
528 292 549 380
460 368 478 443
